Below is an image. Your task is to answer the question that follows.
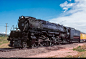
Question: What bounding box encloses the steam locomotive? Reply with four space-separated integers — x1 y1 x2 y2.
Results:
7 16 82 48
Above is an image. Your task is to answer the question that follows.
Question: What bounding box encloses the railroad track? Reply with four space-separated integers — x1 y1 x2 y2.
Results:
0 47 32 52
0 48 20 52
0 42 84 52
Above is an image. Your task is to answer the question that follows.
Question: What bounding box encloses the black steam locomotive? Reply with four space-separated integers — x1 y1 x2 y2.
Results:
7 16 80 48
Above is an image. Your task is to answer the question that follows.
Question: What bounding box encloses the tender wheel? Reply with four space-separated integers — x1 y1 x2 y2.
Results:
66 39 71 44
22 42 27 49
69 39 72 44
78 39 80 43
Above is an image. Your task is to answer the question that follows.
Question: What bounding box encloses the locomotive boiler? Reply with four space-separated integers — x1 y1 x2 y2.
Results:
7 16 80 48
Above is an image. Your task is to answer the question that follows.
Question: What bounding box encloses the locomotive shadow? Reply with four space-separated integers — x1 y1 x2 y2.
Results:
45 42 74 51
45 46 65 51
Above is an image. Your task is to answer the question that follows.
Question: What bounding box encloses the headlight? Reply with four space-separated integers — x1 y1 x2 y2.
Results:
21 16 24 18
19 16 25 19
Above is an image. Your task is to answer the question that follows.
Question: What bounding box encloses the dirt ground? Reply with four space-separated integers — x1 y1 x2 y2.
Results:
28 43 84 58
0 42 86 58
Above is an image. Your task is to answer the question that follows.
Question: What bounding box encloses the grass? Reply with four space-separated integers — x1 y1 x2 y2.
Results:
66 52 86 58
73 46 86 52
0 36 10 48
66 45 86 58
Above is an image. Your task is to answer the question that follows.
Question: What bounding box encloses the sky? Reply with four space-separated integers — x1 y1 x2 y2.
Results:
0 0 86 34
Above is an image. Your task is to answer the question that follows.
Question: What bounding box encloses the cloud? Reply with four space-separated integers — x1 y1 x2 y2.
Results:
50 0 86 33
60 1 75 12
0 32 6 34
3 32 6 34
68 0 72 1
